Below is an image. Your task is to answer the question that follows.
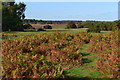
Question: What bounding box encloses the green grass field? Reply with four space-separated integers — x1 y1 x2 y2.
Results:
2 28 88 39
2 28 111 39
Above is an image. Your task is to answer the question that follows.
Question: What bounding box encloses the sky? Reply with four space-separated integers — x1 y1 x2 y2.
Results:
23 2 118 21
15 0 119 2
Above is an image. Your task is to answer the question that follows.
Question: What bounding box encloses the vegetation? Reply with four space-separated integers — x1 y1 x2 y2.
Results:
87 24 101 33
2 30 120 79
2 2 26 31
43 25 52 29
2 2 118 32
88 30 120 78
37 28 46 31
23 23 33 29
115 20 120 29
2 32 93 79
23 19 118 32
2 1 120 79
77 23 84 28
66 21 77 29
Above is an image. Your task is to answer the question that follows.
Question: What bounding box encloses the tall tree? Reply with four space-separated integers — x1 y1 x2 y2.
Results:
2 2 26 31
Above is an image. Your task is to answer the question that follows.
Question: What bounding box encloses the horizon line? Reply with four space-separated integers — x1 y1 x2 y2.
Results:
24 18 117 22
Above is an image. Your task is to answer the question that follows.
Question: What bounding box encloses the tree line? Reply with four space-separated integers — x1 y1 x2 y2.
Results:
23 19 118 31
22 19 83 24
65 21 118 33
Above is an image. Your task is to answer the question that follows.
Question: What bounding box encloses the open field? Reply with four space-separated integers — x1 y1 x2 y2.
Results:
2 28 88 39
31 24 67 29
2 28 112 39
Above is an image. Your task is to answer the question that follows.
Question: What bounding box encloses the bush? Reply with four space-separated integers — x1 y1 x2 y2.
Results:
77 23 84 28
115 20 120 29
87 25 101 33
23 23 33 29
66 21 77 29
29 27 35 29
43 25 52 29
37 28 46 31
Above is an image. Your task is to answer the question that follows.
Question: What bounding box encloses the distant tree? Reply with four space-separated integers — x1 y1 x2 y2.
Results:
77 23 84 28
95 25 101 33
87 24 101 33
37 28 46 31
23 23 33 29
115 20 120 29
66 21 77 29
43 25 52 29
80 22 94 28
46 21 53 24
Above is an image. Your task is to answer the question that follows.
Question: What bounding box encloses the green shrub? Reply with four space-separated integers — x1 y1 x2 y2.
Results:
29 27 35 29
37 28 46 31
23 23 33 29
115 20 120 29
87 25 101 33
77 23 84 28
66 21 77 29
43 25 52 29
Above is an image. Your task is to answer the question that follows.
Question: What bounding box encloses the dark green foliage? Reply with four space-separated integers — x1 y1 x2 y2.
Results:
115 20 120 29
37 28 46 31
2 2 26 31
87 24 101 33
23 23 33 29
43 25 52 29
30 27 35 29
23 19 82 24
66 21 77 29
77 23 84 28
82 22 94 28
